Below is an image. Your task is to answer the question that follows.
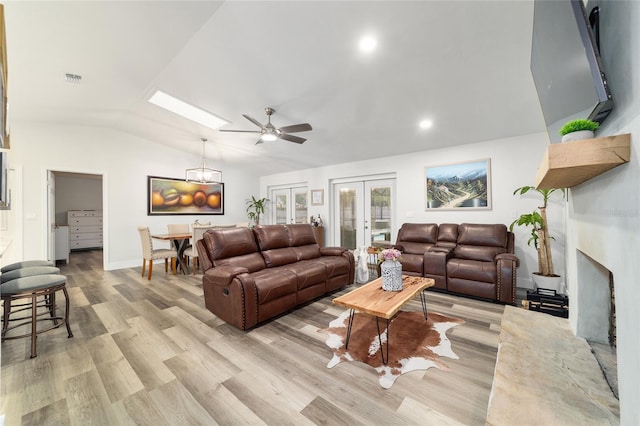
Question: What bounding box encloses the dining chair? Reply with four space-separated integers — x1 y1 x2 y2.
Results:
137 227 177 280
183 224 217 275
167 223 190 234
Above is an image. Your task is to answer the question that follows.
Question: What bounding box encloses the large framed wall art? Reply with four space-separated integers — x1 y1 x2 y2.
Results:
425 158 492 210
147 176 224 215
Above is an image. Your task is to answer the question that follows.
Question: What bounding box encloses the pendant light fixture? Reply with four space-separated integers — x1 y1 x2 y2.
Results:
185 138 222 183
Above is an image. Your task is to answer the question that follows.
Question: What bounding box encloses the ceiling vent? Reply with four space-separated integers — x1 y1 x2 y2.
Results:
64 73 82 83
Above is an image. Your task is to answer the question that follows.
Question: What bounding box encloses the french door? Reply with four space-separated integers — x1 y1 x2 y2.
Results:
270 186 308 224
332 178 395 250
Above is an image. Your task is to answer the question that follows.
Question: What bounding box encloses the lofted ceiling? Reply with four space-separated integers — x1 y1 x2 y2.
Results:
4 1 546 175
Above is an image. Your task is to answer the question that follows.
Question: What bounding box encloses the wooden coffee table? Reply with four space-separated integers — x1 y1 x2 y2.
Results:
333 275 435 364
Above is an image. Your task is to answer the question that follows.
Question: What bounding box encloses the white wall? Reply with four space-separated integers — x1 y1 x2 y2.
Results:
262 132 559 289
9 122 260 270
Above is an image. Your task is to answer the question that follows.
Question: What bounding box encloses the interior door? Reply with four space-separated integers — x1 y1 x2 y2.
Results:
47 170 56 262
333 178 395 249
271 186 308 224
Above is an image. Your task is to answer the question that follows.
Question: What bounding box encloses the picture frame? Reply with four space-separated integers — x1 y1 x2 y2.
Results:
147 175 224 215
425 158 491 210
311 189 324 206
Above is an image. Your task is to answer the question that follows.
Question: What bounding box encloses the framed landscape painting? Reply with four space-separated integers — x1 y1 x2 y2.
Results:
147 176 224 215
425 159 491 210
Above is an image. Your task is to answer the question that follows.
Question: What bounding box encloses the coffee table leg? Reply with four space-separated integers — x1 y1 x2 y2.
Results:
420 290 428 320
345 309 355 349
375 317 390 364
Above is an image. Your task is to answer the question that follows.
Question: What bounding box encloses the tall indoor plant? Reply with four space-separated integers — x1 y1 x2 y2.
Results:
246 196 269 226
509 186 565 289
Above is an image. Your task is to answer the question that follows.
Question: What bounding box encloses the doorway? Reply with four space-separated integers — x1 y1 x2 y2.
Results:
332 177 396 250
47 170 105 269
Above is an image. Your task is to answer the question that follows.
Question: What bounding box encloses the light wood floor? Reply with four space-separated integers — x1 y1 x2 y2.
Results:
1 250 506 425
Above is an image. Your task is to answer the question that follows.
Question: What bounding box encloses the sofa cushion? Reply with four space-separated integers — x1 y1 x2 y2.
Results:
437 223 459 249
399 241 433 255
398 253 424 274
312 256 351 278
292 245 321 260
454 245 506 263
447 258 497 284
214 253 266 272
252 268 298 304
397 223 438 244
204 227 266 273
457 223 507 247
454 224 507 262
283 260 327 290
286 224 319 246
254 225 290 250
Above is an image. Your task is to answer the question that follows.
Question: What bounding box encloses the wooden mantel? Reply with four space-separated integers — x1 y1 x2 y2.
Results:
535 134 631 189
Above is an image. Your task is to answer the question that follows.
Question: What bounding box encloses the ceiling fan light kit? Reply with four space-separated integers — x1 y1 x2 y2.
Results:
185 138 222 183
220 107 312 145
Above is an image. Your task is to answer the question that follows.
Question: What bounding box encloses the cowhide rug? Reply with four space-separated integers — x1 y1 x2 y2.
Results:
319 310 464 388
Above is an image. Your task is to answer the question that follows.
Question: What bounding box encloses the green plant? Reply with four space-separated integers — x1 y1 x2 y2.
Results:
558 118 600 136
246 195 269 226
509 186 565 277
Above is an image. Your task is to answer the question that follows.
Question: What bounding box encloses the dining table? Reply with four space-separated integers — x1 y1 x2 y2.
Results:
151 232 192 275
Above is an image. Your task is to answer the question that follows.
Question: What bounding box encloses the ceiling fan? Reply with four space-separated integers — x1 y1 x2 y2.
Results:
220 107 312 144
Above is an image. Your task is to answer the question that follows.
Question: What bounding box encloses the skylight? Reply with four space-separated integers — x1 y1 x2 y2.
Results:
148 90 228 130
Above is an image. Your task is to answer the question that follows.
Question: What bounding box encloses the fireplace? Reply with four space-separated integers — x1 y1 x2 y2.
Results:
575 250 617 397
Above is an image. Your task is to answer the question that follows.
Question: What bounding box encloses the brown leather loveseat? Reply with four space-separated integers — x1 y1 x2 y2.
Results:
393 223 519 304
197 224 355 330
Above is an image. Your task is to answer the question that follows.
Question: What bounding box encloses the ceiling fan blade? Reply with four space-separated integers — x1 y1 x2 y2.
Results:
219 129 261 133
280 133 306 144
278 123 312 133
255 139 264 145
243 114 265 128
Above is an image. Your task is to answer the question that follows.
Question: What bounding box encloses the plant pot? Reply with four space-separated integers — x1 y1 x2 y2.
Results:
561 130 594 142
380 260 403 291
532 273 563 293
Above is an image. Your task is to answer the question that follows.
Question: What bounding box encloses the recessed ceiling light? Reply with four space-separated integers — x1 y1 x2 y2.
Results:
419 119 433 129
148 90 228 130
359 36 377 53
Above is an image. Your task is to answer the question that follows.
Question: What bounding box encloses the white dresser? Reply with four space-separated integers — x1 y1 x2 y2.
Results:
68 210 103 250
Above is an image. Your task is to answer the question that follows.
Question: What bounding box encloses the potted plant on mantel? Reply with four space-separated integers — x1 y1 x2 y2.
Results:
246 196 269 227
559 118 600 142
509 186 565 292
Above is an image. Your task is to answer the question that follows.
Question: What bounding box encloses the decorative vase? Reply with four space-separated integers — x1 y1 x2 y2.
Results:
561 130 594 142
380 260 403 291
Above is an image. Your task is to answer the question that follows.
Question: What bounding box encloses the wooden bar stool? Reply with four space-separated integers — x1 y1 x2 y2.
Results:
1 274 73 358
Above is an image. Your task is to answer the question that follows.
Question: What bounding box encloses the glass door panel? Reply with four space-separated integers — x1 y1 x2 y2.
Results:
270 186 308 224
333 178 395 249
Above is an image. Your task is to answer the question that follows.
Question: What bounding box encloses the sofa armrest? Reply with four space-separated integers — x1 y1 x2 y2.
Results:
428 246 452 254
320 246 348 256
496 253 520 267
203 265 249 286
202 267 258 330
320 246 355 284
424 249 450 276
496 253 520 304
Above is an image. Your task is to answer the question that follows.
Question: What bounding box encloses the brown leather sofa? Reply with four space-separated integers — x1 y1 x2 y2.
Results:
393 223 519 304
197 224 355 330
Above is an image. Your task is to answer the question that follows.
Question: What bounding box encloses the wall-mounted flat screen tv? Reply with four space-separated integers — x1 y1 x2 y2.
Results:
530 0 613 143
